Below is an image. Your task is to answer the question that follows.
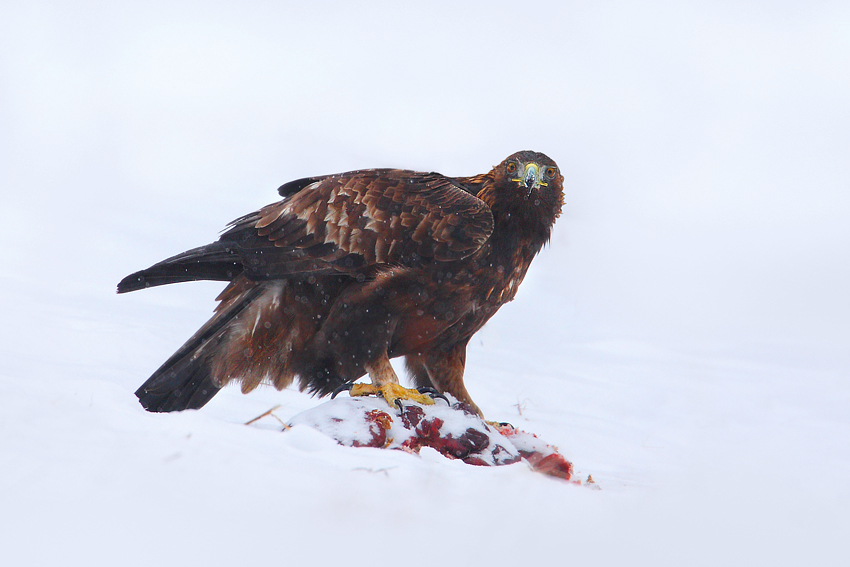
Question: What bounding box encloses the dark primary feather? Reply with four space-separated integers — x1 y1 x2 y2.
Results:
117 242 242 293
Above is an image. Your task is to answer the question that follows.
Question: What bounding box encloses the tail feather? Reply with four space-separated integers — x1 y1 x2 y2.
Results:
117 242 242 294
135 363 220 413
135 282 264 412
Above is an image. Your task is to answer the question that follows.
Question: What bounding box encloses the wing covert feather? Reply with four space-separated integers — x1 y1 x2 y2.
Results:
221 170 493 279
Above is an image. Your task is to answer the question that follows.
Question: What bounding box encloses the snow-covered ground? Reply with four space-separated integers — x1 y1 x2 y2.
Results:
1 1 848 565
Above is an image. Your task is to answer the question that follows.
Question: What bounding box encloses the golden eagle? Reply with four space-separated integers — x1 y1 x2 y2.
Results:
118 151 564 415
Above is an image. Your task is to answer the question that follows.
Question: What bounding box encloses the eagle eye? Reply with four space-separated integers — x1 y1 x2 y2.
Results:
545 167 556 178
506 162 517 175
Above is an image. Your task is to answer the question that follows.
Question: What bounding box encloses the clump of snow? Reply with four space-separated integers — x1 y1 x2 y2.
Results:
284 393 578 480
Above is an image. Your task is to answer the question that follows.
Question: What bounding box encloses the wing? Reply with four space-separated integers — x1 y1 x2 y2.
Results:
222 169 494 279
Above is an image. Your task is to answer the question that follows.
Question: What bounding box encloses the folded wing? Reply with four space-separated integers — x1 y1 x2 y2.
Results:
118 169 493 293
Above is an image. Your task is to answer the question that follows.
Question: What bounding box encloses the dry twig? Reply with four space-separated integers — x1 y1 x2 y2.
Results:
244 405 282 426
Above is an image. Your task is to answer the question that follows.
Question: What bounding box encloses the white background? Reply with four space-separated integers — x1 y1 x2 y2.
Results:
1 1 848 565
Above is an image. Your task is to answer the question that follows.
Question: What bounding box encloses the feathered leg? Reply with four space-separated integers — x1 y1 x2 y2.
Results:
408 341 481 416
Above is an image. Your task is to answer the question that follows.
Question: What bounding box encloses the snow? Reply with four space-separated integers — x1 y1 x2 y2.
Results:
1 1 849 566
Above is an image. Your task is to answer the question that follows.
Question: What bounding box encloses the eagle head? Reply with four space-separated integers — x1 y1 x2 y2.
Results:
500 151 561 196
477 151 564 231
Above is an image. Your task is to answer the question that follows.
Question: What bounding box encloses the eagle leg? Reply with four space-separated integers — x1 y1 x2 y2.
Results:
414 342 484 417
363 352 399 387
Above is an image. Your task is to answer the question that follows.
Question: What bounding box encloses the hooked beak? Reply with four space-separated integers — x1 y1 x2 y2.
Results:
519 163 540 196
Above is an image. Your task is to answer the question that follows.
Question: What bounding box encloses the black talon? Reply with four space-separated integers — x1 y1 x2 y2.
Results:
416 386 449 405
394 399 404 411
331 383 353 399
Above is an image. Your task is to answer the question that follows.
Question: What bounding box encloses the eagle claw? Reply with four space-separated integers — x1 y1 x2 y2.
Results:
485 420 514 430
415 386 449 405
330 383 353 399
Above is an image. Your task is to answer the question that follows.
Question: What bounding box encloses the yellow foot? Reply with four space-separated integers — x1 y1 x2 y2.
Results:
349 383 436 408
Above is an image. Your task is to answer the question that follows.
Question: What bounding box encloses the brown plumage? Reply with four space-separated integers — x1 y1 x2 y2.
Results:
119 151 564 415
